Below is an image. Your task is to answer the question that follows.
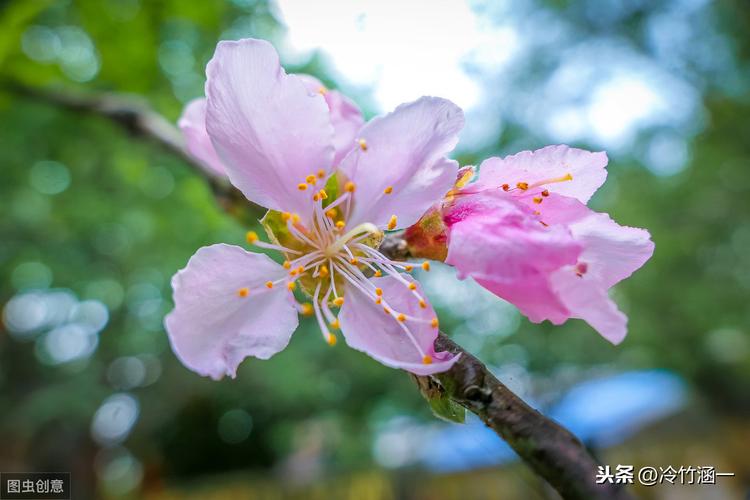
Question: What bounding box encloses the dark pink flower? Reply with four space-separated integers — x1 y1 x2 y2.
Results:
443 146 654 344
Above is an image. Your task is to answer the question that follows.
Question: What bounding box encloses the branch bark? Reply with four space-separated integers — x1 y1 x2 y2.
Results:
6 82 631 500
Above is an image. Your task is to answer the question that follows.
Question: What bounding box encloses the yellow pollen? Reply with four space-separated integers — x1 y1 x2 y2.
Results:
319 265 329 278
419 299 427 309
387 215 397 230
375 288 383 296
517 182 529 190
502 183 510 191
336 220 346 229
283 260 291 269
296 266 305 274
430 317 439 328
421 261 430 271
246 231 259 244
541 189 550 197
301 303 314 316
333 297 345 307
350 257 359 265
383 307 390 314
344 181 356 192
533 196 543 204
330 319 340 329
384 186 393 194
358 138 368 151
317 169 326 178
289 269 298 277
313 193 320 202
397 313 406 322
375 297 382 304
306 174 317 185
281 212 291 222
422 355 433 365
326 208 337 219
455 169 474 188
291 213 301 224
319 189 328 200
540 221 549 227
237 287 249 297
327 333 337 346
287 282 296 291
408 283 417 291
374 270 383 277
405 265 414 272
298 183 308 191
318 86 328 95
265 281 274 289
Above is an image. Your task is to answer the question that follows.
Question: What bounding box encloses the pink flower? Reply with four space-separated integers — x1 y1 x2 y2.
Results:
443 145 654 344
178 72 363 177
165 38 463 379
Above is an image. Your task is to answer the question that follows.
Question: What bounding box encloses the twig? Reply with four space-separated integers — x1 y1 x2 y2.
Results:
5 81 631 499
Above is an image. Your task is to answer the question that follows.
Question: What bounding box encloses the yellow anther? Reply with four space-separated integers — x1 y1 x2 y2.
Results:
281 212 291 222
374 270 383 277
246 231 259 244
387 215 398 230
397 313 406 322
384 186 393 194
455 169 474 188
313 193 320 202
287 282 297 291
283 260 291 269
291 213 301 224
326 208 337 219
502 183 510 191
317 169 326 178
318 189 328 200
383 307 390 314
327 333 337 346
266 281 274 289
237 287 249 297
333 297 345 307
358 138 368 151
421 261 430 271
330 319 340 329
344 181 356 192
408 283 417 291
301 303 314 316
375 288 383 296
517 182 529 190
541 189 550 197
297 266 305 274
405 265 414 272
422 354 433 365
419 299 427 309
533 196 543 204
336 220 346 229
289 269 298 277
319 265 329 278
298 183 308 191
306 174 317 185
430 317 439 328
375 297 382 305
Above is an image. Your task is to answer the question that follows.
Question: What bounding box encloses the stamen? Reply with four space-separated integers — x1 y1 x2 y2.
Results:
287 282 297 291
246 231 259 244
283 261 291 269
541 189 550 197
421 261 430 271
344 181 356 192
387 215 397 230
326 208 337 219
281 212 291 222
408 283 417 291
397 313 406 322
298 183 308 191
374 270 382 277
375 288 383 296
265 281 274 289
529 173 573 189
419 299 427 309
333 297 345 307
306 174 317 185
502 184 510 191
237 288 249 297
317 169 326 178
516 182 529 191
405 265 414 272
430 318 439 328
330 319 340 329
318 189 328 200
319 265 329 278
327 333 337 346
533 197 543 204
422 355 433 365
325 222 380 257
301 303 314 316
384 186 393 194
335 220 346 229
350 257 359 265
357 138 368 151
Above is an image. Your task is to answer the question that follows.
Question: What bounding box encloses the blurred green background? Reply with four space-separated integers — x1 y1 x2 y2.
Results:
1 1 749 499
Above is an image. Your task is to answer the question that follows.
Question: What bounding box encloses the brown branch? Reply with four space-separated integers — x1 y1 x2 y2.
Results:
6 81 631 500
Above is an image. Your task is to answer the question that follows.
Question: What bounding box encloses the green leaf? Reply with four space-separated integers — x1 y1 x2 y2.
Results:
428 393 466 424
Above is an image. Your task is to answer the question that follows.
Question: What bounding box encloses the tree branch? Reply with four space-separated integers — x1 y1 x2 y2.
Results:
6 82 631 500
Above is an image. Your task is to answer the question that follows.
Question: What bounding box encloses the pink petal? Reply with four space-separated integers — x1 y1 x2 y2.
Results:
178 98 226 177
338 275 459 375
205 39 335 217
165 244 299 380
338 97 464 230
298 75 364 165
476 145 608 203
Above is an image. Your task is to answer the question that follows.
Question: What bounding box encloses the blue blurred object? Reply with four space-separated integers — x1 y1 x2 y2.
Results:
420 370 688 472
